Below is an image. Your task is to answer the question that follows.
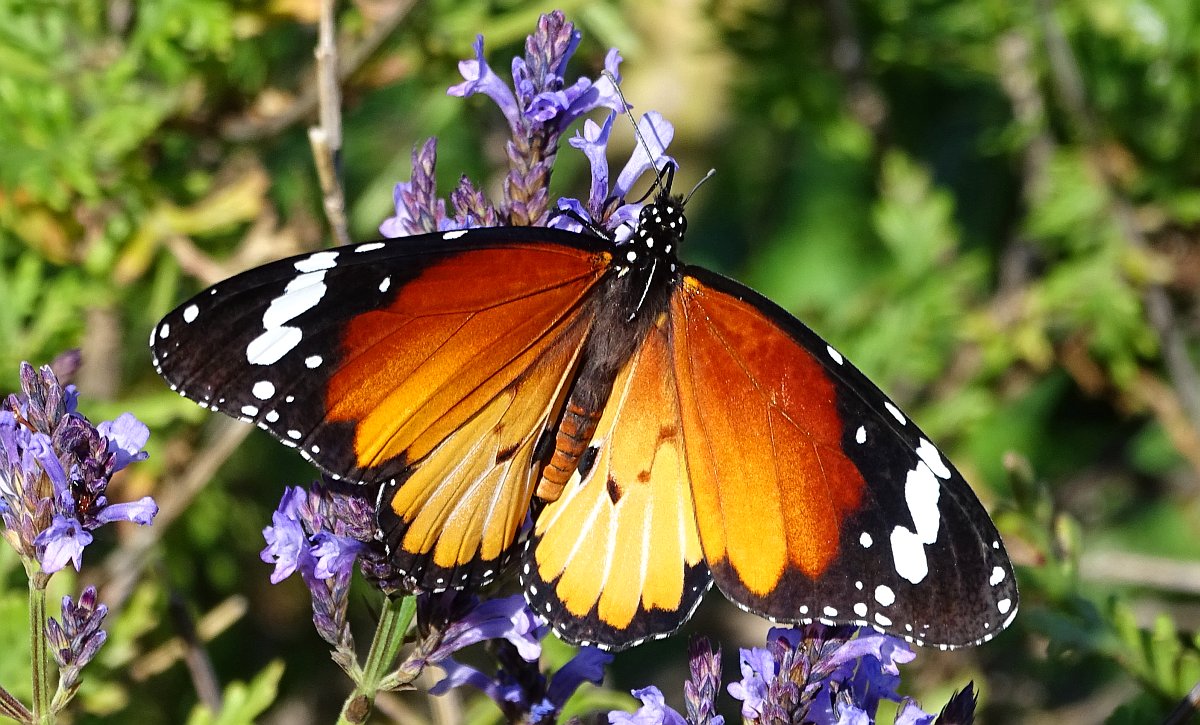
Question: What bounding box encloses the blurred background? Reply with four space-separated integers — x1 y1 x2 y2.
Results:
1 0 1199 722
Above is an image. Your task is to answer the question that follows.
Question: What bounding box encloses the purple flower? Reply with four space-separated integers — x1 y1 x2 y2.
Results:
380 138 456 238
1 361 155 574
554 110 675 241
418 593 611 723
260 479 380 647
261 486 314 584
727 625 921 725
609 687 687 725
418 593 542 666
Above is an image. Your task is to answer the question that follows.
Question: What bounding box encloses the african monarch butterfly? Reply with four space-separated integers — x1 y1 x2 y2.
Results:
150 166 1017 651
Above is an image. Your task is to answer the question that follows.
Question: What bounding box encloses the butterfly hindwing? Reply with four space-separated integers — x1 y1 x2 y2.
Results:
153 230 614 589
523 315 712 650
670 268 1018 648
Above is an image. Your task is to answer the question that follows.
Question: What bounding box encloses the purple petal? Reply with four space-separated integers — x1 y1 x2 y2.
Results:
727 646 775 718
260 488 312 584
448 35 521 132
27 432 67 495
430 657 524 705
608 687 687 725
569 113 615 214
613 113 675 200
311 531 364 580
35 514 93 573
545 646 612 707
433 594 542 663
549 198 590 233
825 630 915 676
93 496 158 526
97 413 150 473
895 699 936 725
834 702 872 725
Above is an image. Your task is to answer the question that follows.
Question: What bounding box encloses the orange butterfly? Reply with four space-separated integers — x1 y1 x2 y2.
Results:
151 164 1017 651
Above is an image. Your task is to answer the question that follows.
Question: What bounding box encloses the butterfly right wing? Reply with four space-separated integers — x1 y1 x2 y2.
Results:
152 229 614 589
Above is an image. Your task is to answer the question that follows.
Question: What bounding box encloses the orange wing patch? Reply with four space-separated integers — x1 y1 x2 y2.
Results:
355 244 608 590
671 276 866 597
524 318 710 649
327 245 607 472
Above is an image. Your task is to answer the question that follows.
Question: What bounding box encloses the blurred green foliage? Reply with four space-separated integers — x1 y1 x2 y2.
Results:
1 0 1199 722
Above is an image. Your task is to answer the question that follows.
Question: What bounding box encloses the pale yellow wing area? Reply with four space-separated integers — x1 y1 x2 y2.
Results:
377 310 590 590
523 316 711 650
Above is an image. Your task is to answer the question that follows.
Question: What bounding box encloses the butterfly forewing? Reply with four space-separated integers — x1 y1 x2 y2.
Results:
152 230 614 590
671 268 1017 648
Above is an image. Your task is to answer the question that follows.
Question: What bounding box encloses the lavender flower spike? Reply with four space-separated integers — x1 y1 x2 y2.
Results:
1 360 155 575
46 586 108 694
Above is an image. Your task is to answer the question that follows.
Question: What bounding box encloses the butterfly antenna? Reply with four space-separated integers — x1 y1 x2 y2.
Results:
683 168 716 206
603 70 672 197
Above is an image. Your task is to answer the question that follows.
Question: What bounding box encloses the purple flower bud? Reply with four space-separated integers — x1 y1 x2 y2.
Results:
46 586 109 691
684 637 724 725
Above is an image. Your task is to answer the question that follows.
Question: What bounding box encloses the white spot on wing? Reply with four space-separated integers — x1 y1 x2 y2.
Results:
889 460 942 584
874 584 895 606
159 323 171 339
262 271 328 330
859 532 873 548
997 597 1012 615
826 345 844 365
443 230 468 240
853 602 868 617
823 606 838 617
874 612 892 627
356 242 385 253
856 426 866 444
265 410 279 423
990 566 1006 586
884 401 906 425
379 277 391 293
916 438 951 479
246 327 302 366
183 304 199 323
240 405 259 417
294 251 338 272
252 381 276 400
305 355 322 369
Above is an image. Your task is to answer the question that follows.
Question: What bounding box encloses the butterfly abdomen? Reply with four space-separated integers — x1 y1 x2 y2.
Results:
537 400 604 501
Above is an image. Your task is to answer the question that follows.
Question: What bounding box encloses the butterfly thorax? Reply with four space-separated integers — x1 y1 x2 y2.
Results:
534 194 687 503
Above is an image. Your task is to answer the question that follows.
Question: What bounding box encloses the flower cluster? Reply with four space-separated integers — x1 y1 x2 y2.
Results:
0 355 156 722
0 358 156 576
380 9 672 242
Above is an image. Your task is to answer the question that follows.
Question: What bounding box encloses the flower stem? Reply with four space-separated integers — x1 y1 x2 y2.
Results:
335 595 416 725
29 579 52 724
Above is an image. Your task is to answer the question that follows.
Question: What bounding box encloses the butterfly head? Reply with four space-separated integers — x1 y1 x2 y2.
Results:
623 194 687 270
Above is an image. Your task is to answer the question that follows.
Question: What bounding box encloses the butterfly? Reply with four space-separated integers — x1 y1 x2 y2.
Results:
150 166 1018 652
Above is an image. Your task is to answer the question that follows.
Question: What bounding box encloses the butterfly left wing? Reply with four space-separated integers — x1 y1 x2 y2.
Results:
669 268 1018 649
523 313 711 650
152 231 613 590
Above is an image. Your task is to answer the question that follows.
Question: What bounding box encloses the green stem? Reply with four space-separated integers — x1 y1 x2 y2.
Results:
29 579 53 724
335 595 416 725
